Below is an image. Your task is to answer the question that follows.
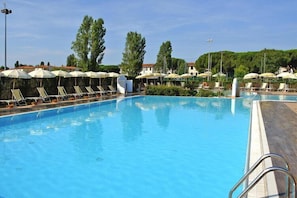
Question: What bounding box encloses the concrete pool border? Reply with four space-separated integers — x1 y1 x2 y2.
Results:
246 101 279 197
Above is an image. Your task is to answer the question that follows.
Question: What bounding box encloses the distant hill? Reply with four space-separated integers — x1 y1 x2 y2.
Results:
195 49 297 76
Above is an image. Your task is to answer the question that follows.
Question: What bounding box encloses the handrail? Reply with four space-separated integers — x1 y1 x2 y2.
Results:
229 153 290 198
239 167 296 198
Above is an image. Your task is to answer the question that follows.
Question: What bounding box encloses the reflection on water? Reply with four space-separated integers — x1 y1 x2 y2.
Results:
4 93 291 147
1 94 293 158
120 98 143 142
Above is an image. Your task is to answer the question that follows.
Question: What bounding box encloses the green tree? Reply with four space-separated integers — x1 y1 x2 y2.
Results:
89 18 106 71
71 16 106 71
234 64 249 77
40 61 45 66
66 54 77 66
155 41 172 73
172 58 186 74
121 31 146 77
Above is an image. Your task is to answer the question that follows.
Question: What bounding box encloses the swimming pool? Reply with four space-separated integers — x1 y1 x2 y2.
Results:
0 95 292 197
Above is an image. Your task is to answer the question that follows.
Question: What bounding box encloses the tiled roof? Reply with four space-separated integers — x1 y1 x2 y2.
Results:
142 64 155 68
142 63 194 67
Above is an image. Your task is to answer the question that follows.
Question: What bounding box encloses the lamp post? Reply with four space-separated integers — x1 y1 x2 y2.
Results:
207 38 213 81
1 3 12 70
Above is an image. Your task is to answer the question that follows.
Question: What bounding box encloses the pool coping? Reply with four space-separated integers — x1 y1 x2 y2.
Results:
246 101 279 197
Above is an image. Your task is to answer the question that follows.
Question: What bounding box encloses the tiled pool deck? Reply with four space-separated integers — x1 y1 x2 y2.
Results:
1 93 297 197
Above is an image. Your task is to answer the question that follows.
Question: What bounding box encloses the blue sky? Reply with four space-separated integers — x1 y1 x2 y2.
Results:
1 0 296 68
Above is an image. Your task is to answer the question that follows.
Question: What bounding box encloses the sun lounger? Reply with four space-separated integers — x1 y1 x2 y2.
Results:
37 87 62 102
73 86 88 97
213 82 224 90
241 82 252 91
85 86 100 96
11 89 40 105
97 86 112 95
251 82 267 91
279 83 297 92
0 99 16 106
57 86 80 99
277 83 286 92
108 85 117 94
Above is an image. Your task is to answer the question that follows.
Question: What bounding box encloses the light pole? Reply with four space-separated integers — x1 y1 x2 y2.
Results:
1 3 12 70
207 38 213 81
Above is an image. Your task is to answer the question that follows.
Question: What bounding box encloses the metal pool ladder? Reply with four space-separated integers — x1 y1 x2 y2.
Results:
229 153 296 198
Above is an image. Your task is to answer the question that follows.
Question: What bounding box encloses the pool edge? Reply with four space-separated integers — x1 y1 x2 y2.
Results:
246 101 279 197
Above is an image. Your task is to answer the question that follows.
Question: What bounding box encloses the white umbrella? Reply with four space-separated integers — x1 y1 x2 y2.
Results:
51 70 71 86
260 73 276 90
243 73 259 80
69 71 86 85
108 72 120 86
283 74 297 80
108 72 120 78
2 69 31 89
153 73 167 77
259 72 276 78
69 71 86 77
180 73 192 78
212 72 226 78
165 73 180 79
276 72 297 79
136 73 154 79
29 68 55 87
52 70 71 77
85 71 100 86
97 72 108 78
136 73 154 86
97 72 108 86
197 71 212 78
85 71 99 78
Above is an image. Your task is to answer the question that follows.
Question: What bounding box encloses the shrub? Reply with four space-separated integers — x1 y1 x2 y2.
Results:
145 85 192 96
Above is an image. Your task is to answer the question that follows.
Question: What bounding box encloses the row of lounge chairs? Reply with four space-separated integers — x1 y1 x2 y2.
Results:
0 85 117 107
241 82 296 92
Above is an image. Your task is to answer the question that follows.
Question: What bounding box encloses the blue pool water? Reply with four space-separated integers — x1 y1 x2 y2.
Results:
0 95 295 197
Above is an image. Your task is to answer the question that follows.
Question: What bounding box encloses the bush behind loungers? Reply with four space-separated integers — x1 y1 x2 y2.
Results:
145 85 223 97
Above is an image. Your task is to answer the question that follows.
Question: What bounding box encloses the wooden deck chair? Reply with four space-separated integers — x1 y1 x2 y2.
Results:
283 83 296 92
259 82 268 91
37 87 61 102
108 85 117 94
11 89 40 106
97 86 111 95
277 83 286 92
57 86 80 99
74 86 88 97
244 82 253 91
214 82 224 90
85 86 100 97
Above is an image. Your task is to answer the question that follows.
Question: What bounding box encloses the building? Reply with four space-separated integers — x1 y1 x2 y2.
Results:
140 62 198 76
187 62 198 76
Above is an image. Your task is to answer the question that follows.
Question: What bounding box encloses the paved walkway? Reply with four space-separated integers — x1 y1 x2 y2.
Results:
260 101 297 197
